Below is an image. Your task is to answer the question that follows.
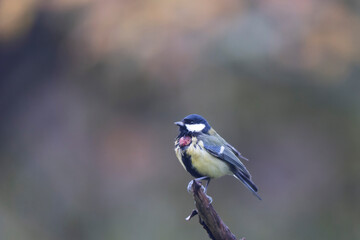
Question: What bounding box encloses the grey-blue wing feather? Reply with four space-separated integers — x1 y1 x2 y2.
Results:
226 143 249 161
198 134 260 199
199 138 251 179
234 170 261 200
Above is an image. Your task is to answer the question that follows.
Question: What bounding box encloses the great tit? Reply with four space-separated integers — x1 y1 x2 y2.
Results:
174 114 261 200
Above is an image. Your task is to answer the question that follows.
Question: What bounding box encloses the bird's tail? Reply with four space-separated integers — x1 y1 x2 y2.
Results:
233 170 262 200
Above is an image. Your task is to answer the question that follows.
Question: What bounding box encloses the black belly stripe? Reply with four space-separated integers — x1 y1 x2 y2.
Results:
181 152 203 178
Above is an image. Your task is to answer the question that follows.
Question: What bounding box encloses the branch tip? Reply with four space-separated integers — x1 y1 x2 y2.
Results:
187 180 241 240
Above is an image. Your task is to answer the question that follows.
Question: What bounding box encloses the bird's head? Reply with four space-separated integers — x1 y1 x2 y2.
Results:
175 114 211 136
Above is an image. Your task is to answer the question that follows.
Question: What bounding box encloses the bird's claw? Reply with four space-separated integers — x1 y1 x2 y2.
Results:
187 180 206 193
187 180 213 203
187 180 194 193
206 194 213 203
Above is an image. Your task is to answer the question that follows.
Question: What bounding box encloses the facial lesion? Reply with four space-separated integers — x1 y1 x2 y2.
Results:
179 136 192 147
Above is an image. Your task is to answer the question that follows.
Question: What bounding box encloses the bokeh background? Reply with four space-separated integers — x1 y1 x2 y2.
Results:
1 0 360 239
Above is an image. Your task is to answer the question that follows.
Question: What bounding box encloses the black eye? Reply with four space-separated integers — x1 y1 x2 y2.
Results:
184 119 193 124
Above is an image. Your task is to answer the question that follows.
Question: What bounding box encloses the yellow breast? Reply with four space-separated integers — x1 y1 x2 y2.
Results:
185 137 232 178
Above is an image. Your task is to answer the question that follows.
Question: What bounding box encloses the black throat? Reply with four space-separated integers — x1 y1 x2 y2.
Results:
181 152 203 178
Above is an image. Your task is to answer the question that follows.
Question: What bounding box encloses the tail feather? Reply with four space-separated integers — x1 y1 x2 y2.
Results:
233 171 262 200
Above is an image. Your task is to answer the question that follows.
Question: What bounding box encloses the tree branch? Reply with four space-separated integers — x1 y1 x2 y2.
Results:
186 180 245 240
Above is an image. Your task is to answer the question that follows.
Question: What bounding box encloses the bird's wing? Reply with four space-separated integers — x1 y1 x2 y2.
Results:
208 128 249 161
225 143 249 161
197 134 251 178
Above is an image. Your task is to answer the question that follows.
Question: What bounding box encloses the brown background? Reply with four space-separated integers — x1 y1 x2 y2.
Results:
0 0 359 239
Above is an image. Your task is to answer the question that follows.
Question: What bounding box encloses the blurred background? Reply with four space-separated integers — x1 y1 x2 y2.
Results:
1 0 360 239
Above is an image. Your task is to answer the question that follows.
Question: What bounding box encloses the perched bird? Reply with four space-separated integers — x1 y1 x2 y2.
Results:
174 114 261 200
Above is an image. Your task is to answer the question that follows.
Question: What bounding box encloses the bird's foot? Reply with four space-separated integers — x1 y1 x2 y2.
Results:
187 180 194 193
187 176 209 193
187 180 206 192
187 179 206 193
205 194 213 203
187 180 213 203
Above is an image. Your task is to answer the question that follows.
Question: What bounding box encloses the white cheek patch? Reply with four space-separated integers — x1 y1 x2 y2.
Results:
185 123 205 132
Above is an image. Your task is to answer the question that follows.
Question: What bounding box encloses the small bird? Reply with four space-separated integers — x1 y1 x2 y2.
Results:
174 114 261 200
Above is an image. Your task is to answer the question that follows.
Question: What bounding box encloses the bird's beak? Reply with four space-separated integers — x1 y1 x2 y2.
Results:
174 121 184 127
